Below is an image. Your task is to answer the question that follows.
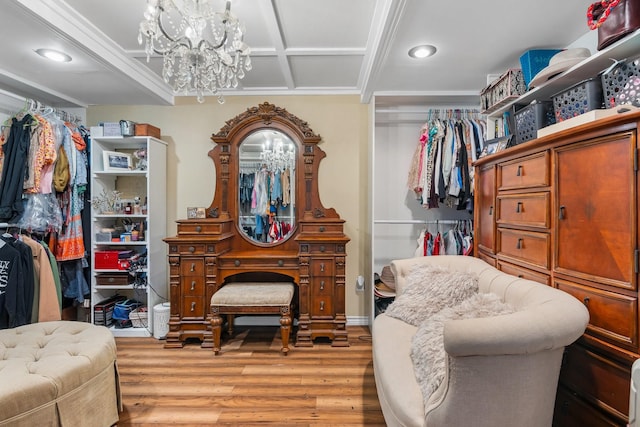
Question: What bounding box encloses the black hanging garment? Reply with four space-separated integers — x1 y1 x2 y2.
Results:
0 115 33 222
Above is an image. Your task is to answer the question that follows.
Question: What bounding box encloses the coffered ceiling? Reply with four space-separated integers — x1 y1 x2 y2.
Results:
0 0 591 108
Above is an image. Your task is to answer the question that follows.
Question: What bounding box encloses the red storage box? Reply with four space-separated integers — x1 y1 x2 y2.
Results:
95 251 119 269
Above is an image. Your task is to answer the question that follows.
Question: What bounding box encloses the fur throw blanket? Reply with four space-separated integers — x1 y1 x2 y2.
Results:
384 265 479 326
410 292 515 406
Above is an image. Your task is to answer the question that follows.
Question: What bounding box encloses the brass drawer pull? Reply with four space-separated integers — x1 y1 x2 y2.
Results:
190 302 196 312
320 301 324 311
320 280 325 290
320 263 325 272
190 263 196 272
191 281 196 291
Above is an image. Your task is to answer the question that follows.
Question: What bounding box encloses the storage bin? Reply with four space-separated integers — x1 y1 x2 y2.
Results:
481 69 526 113
129 306 148 328
601 56 640 108
515 102 556 145
94 251 120 269
552 78 604 122
95 232 112 242
134 123 161 139
96 273 131 286
520 49 563 88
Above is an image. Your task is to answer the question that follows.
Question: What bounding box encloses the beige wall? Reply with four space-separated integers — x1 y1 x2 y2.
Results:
88 95 370 320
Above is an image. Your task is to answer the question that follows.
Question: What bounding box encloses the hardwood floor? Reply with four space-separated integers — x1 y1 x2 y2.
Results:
115 325 386 426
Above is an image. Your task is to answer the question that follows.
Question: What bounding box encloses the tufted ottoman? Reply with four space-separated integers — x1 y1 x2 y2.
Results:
0 321 121 427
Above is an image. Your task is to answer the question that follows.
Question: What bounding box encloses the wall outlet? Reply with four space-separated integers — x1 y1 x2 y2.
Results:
355 275 365 292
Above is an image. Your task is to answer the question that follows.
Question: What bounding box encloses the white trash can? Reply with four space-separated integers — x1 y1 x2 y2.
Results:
153 302 170 339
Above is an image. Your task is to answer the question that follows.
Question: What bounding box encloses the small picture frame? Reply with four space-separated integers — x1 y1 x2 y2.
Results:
103 151 132 171
187 207 207 219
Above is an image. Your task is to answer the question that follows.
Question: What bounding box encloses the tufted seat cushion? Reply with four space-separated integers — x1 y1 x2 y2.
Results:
211 282 295 305
0 321 121 427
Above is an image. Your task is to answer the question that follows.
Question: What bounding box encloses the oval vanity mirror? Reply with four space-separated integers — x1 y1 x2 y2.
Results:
238 129 296 245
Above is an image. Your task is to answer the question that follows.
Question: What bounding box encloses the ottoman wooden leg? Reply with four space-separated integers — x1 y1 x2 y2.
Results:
280 305 292 355
211 310 223 355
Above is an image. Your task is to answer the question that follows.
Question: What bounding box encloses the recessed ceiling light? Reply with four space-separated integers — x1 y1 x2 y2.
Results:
408 45 437 59
35 48 72 63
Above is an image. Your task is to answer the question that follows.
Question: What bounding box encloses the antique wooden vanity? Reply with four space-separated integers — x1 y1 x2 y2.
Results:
163 102 349 348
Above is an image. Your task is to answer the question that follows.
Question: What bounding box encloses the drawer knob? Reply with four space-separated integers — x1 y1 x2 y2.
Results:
235 260 240 267
191 281 196 291
516 202 523 213
108 277 115 283
320 280 325 290
583 297 590 306
319 226 325 232
516 238 523 250
190 263 196 272
278 260 284 267
516 165 523 176
320 301 325 311
189 246 195 253
191 302 196 312
195 226 202 233
489 206 493 216
320 245 325 252
320 263 325 272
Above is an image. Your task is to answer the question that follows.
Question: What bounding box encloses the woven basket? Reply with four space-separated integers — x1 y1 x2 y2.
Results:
129 307 148 328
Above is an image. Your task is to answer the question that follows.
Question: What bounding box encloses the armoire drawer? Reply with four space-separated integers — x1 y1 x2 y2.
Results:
496 192 550 229
556 279 638 351
180 277 206 297
498 151 549 190
559 343 631 423
497 228 549 269
554 384 622 427
497 261 550 286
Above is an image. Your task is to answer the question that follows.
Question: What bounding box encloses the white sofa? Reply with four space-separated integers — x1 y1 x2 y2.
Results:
372 255 589 427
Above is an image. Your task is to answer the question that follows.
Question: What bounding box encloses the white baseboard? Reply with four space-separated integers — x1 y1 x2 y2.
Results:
233 315 370 327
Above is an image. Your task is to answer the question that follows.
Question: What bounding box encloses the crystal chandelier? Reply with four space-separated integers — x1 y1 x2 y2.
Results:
260 138 295 172
138 0 252 103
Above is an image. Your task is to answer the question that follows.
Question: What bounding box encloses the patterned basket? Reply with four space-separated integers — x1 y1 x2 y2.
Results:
481 69 526 113
552 78 604 122
515 102 556 145
601 56 640 108
129 306 148 328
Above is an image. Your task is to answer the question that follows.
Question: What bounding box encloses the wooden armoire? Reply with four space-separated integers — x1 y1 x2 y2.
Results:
474 110 640 426
163 102 349 349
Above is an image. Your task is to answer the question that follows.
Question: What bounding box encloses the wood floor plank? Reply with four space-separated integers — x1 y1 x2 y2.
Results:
114 325 385 426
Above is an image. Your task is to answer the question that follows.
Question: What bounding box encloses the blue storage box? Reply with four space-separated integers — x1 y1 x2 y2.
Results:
519 49 563 88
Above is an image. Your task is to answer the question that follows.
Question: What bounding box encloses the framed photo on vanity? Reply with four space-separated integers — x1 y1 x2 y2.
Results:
103 151 132 171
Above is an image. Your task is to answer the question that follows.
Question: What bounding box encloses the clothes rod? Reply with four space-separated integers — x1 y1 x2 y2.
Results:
374 219 471 225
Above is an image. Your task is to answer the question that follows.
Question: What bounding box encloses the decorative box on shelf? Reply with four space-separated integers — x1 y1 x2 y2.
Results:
519 49 563 88
134 123 161 139
481 69 527 114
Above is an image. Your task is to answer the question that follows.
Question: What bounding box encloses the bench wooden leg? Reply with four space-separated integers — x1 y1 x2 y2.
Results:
211 310 222 355
227 314 235 336
280 306 292 355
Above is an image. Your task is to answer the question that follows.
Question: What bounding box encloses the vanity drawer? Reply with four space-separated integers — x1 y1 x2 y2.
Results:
308 243 337 254
559 343 630 423
310 259 335 277
498 228 550 269
496 192 550 229
177 220 231 235
497 261 550 286
299 223 344 234
556 279 638 351
311 277 334 297
180 276 205 297
310 297 334 318
498 152 549 190
181 296 206 320
180 258 205 277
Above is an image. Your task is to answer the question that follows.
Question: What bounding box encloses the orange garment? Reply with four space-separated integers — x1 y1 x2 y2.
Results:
24 116 56 194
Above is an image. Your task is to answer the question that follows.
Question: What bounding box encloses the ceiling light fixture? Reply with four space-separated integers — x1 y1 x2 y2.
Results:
138 0 252 104
408 45 437 59
35 48 72 63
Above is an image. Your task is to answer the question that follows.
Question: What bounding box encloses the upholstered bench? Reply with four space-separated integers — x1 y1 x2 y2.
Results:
210 282 295 355
0 321 121 427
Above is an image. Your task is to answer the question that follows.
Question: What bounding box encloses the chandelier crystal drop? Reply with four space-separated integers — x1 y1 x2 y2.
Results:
260 138 295 172
138 0 252 103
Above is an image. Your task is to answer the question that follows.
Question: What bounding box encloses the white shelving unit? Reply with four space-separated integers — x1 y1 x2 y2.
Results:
90 136 167 337
485 29 640 138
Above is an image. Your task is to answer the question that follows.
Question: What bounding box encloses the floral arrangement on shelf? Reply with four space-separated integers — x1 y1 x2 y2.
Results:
91 189 122 214
133 148 147 171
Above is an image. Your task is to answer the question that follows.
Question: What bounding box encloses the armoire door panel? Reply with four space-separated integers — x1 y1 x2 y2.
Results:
477 164 496 253
555 133 636 289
